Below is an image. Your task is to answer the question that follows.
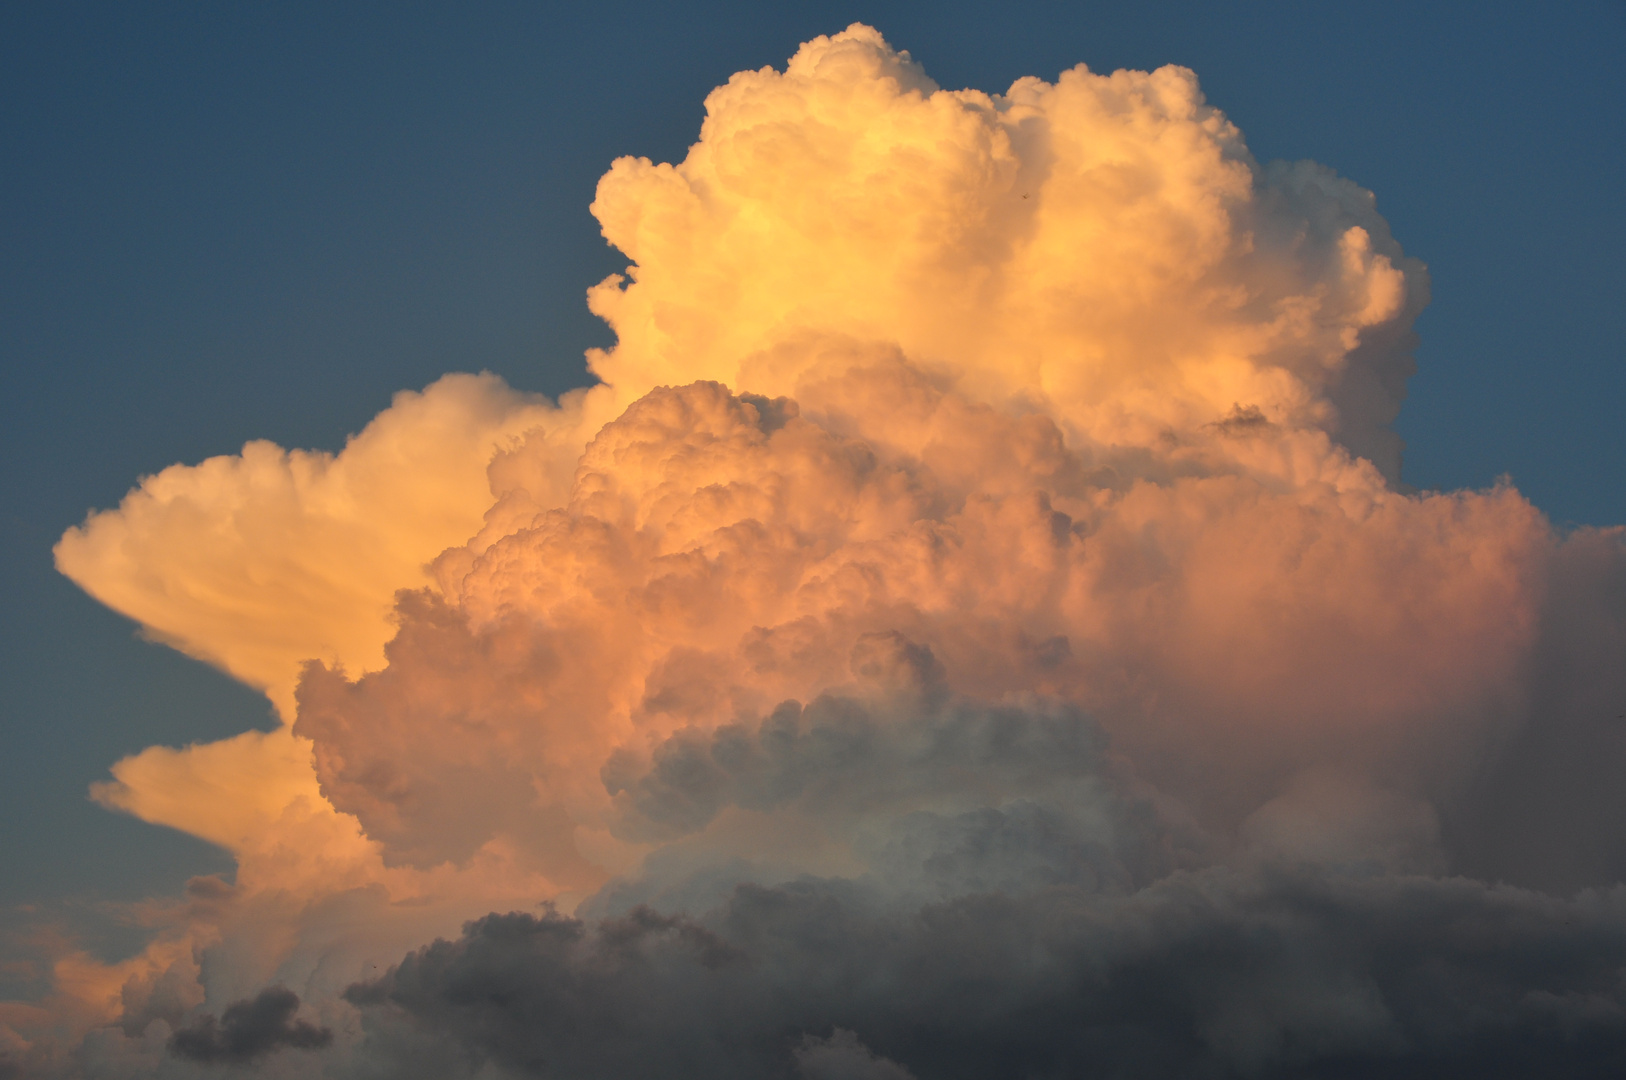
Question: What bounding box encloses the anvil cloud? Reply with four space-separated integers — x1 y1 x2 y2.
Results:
10 24 1626 1080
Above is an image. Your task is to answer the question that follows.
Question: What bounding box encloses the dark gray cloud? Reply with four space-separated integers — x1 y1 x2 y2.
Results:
588 650 1189 918
345 869 1626 1080
166 987 332 1064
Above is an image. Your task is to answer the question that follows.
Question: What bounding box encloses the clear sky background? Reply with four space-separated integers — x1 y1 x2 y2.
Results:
2 0 1622 919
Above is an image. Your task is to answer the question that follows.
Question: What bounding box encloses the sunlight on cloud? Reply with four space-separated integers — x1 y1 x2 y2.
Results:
54 373 562 721
11 23 1626 1080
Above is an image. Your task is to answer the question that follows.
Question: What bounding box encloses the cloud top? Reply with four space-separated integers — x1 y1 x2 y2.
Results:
589 24 1425 480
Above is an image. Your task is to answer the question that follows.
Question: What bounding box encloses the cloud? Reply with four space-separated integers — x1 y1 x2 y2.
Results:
290 374 1549 886
167 987 331 1063
346 872 1626 1080
17 20 1626 1080
583 663 1176 917
586 25 1426 481
54 373 562 721
794 1030 917 1080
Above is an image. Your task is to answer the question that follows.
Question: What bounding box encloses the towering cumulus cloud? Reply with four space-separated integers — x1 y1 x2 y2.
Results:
11 24 1626 1080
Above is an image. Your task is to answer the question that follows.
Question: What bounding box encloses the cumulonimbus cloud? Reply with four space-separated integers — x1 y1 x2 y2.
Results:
9 22 1626 1080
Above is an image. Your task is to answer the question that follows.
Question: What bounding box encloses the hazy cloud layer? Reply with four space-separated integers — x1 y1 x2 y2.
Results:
11 22 1626 1080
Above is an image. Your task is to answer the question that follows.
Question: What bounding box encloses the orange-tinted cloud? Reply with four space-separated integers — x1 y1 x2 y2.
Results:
54 373 561 720
14 23 1626 1080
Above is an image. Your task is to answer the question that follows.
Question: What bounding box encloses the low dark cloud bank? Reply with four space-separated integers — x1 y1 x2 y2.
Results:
166 987 331 1064
348 872 1626 1080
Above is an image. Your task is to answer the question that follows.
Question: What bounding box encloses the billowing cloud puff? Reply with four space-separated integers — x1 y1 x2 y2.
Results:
298 373 1549 877
587 24 1423 479
11 22 1626 1080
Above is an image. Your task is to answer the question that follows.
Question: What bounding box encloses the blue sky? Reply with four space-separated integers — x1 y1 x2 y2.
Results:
2 0 1622 920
